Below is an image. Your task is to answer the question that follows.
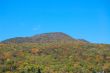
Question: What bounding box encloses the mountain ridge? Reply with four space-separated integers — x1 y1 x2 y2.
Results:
1 32 88 44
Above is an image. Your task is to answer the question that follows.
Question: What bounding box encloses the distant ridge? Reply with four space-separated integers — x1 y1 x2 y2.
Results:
78 39 89 43
1 32 88 44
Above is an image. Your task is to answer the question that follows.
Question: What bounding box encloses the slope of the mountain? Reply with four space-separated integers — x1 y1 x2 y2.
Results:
1 32 81 44
0 40 110 73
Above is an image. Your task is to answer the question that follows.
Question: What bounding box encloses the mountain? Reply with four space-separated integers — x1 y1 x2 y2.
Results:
0 32 110 73
1 32 86 44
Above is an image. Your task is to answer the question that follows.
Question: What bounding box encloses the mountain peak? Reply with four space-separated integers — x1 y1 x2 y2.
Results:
1 32 88 44
1 32 75 43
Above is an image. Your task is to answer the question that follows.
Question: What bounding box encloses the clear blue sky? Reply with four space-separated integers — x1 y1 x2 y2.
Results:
0 0 110 44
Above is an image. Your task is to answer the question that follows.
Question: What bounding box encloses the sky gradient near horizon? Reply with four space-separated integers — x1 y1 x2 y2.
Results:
0 0 110 44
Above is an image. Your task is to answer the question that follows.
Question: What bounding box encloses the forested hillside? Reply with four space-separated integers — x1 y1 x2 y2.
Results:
0 32 110 73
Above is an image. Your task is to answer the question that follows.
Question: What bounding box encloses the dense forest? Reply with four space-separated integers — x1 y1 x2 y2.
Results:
0 32 110 73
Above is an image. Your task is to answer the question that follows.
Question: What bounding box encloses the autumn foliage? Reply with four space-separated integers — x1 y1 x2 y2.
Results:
0 42 110 73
